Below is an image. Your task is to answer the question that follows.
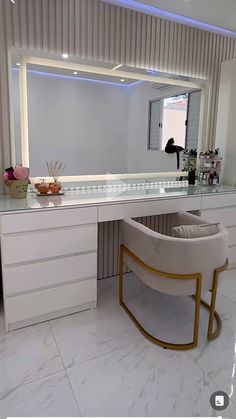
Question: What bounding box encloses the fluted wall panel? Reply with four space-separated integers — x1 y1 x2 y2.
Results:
1 0 236 184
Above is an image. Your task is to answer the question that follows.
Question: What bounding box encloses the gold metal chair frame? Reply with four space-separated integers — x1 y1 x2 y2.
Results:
119 244 228 351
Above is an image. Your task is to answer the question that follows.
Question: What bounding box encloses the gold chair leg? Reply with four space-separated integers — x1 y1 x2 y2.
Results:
202 259 228 342
119 244 202 351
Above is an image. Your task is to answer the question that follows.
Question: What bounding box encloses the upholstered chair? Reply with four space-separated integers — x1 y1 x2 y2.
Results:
119 211 228 350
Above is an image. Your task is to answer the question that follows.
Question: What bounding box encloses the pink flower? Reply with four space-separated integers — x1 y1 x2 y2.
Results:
13 165 29 180
3 169 16 180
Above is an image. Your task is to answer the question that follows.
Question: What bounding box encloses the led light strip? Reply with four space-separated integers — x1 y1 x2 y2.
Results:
18 55 205 179
102 0 236 38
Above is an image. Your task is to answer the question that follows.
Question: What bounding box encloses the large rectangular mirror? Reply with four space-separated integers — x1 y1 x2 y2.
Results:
10 49 207 179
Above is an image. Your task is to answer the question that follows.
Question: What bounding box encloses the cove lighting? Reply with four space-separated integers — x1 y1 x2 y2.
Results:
13 68 136 87
105 0 236 37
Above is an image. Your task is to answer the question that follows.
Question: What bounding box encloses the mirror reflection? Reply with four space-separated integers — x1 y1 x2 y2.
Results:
11 52 203 177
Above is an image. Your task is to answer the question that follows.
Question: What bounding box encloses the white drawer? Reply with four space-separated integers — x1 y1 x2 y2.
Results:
99 197 202 222
3 252 97 296
1 206 97 233
2 224 97 265
227 226 236 246
202 193 236 210
5 278 97 328
201 208 236 227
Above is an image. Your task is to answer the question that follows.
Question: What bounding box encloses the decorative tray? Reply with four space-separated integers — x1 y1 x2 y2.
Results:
36 192 65 196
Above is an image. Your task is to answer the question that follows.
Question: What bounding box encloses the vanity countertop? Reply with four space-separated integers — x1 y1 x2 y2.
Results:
0 183 235 214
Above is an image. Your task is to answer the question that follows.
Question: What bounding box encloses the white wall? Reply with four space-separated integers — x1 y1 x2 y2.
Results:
13 71 129 176
126 82 189 173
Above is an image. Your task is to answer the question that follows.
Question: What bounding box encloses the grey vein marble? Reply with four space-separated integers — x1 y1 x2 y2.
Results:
0 321 64 394
0 371 80 418
1 270 236 417
66 339 236 417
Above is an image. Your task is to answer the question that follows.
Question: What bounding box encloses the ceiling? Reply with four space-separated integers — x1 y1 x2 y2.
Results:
103 0 236 34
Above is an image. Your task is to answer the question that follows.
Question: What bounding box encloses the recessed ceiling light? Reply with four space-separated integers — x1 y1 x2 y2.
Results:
62 53 69 59
73 71 78 75
120 79 125 82
16 62 20 66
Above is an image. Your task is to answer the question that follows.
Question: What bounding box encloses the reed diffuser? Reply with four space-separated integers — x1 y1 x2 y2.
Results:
47 160 66 194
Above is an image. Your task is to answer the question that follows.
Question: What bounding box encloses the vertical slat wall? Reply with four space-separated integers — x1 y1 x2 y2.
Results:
0 0 236 188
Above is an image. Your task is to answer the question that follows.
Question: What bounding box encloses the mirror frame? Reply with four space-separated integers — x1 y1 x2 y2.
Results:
16 55 208 183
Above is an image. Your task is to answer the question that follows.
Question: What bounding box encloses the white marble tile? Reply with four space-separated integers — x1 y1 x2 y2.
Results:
0 371 80 419
121 272 236 344
67 339 236 417
0 321 64 393
180 270 236 406
187 311 236 406
1 270 236 417
219 268 236 303
122 272 236 408
50 297 142 368
98 273 147 305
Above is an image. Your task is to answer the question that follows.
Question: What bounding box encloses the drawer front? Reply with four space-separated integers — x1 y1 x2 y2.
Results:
3 252 97 296
1 206 97 234
201 208 236 227
202 193 236 210
5 279 97 326
99 197 202 222
2 224 97 265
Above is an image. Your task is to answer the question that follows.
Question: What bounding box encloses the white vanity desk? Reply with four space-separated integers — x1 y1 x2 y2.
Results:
1 183 236 332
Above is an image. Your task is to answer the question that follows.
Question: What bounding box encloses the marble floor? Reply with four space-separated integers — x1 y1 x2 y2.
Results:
1 270 236 418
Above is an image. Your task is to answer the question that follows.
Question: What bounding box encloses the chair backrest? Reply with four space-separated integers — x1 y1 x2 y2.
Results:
121 213 228 296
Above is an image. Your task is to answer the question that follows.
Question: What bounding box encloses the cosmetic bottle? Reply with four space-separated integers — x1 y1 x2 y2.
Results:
213 172 218 185
209 172 214 185
188 169 196 185
202 172 207 185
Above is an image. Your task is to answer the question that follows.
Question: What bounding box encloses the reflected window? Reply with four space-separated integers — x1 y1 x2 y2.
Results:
148 90 201 151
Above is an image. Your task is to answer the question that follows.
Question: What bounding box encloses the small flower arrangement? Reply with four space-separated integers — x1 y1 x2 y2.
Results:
3 165 30 199
3 165 29 183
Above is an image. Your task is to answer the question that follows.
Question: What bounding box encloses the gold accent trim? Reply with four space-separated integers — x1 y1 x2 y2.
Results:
119 244 228 350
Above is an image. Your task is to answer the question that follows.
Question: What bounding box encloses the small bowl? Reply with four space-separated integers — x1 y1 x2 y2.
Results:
49 182 62 194
35 182 50 194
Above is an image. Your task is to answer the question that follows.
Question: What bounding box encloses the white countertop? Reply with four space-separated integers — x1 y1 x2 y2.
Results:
0 183 235 214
